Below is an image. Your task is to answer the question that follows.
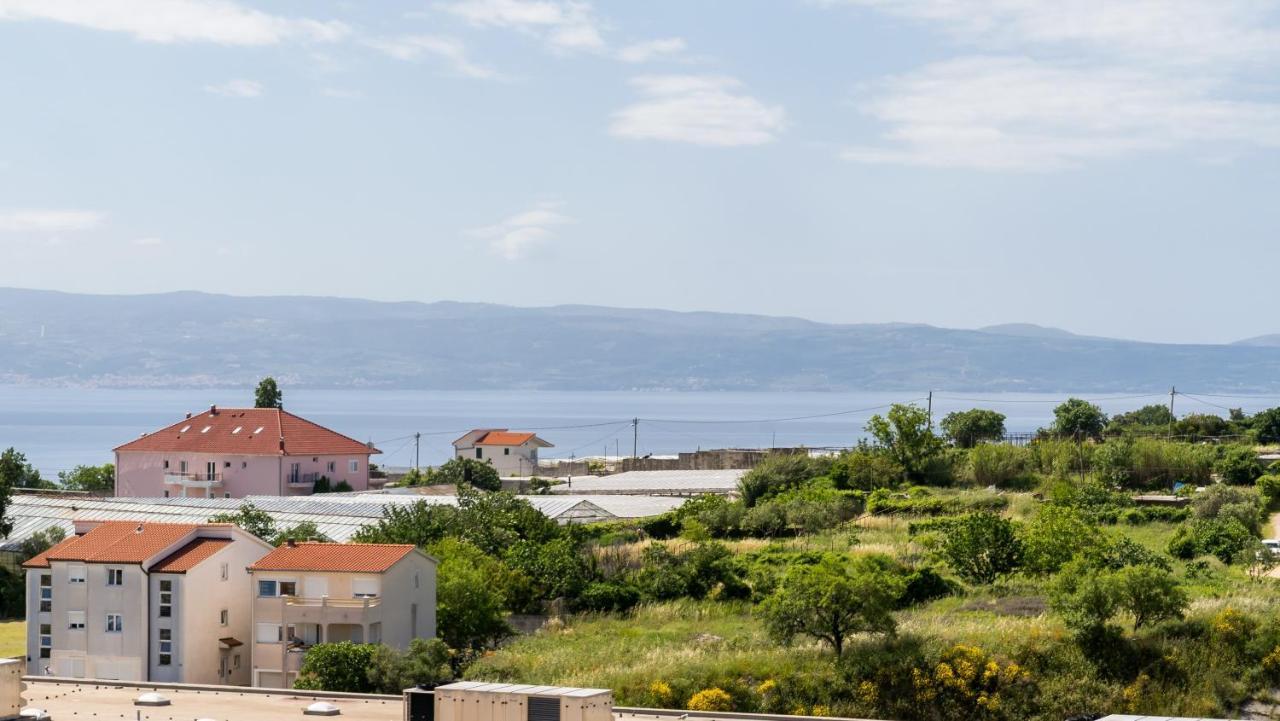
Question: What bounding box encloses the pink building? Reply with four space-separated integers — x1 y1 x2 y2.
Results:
114 406 380 498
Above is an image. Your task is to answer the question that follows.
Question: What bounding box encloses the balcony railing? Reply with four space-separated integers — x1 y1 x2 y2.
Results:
163 472 223 484
286 472 321 486
284 596 382 610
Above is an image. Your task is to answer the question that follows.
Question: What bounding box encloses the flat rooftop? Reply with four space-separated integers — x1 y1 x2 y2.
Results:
22 680 884 721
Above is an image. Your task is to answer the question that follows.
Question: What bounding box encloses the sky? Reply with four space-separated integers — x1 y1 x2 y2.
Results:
2 0 1280 345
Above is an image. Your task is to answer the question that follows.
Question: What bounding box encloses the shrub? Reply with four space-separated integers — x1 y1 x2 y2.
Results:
687 688 734 712
1191 484 1262 534
1167 518 1255 563
898 567 956 607
572 581 641 613
1215 444 1264 485
867 487 1009 517
294 642 379 692
738 455 824 506
832 449 903 491
1258 473 1280 510
938 512 1023 584
967 444 1036 489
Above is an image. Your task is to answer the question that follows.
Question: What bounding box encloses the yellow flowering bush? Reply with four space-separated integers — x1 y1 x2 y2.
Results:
687 688 734 712
647 681 673 706
909 645 1031 720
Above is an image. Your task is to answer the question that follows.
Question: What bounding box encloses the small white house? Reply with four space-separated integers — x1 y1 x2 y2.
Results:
452 429 553 477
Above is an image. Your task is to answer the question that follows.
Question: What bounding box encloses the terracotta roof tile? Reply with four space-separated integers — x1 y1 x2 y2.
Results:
151 538 232 573
248 542 416 573
38 522 199 565
113 408 379 457
475 431 551 447
22 536 80 569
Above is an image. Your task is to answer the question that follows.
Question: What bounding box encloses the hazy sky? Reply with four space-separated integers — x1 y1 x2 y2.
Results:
2 1 1280 345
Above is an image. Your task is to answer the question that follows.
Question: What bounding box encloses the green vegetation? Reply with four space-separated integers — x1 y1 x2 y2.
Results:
402 457 502 492
57 463 114 493
254 376 283 409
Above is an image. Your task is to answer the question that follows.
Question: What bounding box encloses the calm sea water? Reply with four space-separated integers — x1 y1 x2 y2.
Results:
1 386 1273 477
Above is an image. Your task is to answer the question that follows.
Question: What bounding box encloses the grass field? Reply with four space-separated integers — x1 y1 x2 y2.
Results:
0 620 24 658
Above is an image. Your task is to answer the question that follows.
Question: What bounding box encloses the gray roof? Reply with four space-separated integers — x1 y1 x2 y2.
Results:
549 469 746 494
1 491 688 552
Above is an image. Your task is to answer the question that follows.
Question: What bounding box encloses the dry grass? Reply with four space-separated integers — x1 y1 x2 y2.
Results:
0 621 24 659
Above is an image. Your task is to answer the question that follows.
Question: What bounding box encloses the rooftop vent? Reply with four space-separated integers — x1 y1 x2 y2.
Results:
19 708 50 720
210 404 218 415
185 412 192 419
287 538 297 548
304 701 340 716
135 524 144 534
134 692 170 707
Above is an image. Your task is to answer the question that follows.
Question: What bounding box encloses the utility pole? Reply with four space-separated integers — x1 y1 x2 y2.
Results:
1168 386 1176 438
414 432 421 471
927 390 933 429
632 417 639 460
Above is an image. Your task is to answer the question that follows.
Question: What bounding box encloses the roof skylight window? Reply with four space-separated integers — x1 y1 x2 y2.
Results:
179 425 190 433
201 426 212 433
254 426 265 434
232 426 242 434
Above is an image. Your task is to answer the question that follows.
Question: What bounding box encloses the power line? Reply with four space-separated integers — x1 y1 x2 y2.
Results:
932 393 1168 404
640 399 926 425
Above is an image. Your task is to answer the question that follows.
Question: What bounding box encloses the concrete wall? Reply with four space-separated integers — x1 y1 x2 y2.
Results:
171 538 264 685
455 443 539 477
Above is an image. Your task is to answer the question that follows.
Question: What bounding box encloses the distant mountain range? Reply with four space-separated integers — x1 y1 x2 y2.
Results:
2 287 1280 392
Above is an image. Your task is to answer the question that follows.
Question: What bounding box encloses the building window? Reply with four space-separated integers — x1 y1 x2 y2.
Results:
258 580 296 597
220 563 229 581
255 623 281 644
39 624 51 658
504 448 510 455
106 614 123 633
163 460 170 469
475 448 482 459
414 572 420 589
224 461 232 468
258 580 276 597
67 611 85 630
39 574 51 612
158 628 172 666
349 460 358 472
220 609 228 626
326 461 336 473
163 490 170 498
158 580 172 617
351 578 379 598
179 460 188 473
279 581 296 596
233 653 241 669
69 565 86 583
106 568 123 586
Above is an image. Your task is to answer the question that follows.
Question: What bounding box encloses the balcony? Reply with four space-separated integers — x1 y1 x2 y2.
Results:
286 472 321 487
256 595 383 628
163 472 223 496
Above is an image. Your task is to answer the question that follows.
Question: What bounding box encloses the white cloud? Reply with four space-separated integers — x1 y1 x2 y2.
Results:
824 0 1280 67
617 37 685 63
367 35 499 79
610 75 785 147
439 0 605 52
204 78 263 97
0 209 104 233
842 56 1280 170
0 0 348 45
467 201 572 260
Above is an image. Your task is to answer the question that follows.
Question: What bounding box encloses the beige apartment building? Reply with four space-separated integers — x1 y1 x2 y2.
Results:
23 520 272 684
247 541 437 688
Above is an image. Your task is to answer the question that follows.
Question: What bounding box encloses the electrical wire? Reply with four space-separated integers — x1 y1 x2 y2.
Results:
933 393 1168 404
640 399 926 425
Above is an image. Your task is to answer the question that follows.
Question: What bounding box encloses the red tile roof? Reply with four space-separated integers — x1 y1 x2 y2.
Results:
114 407 379 456
247 542 417 573
25 522 200 567
150 538 232 573
22 536 80 569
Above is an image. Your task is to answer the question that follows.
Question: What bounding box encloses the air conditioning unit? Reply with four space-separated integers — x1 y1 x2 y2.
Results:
432 683 613 721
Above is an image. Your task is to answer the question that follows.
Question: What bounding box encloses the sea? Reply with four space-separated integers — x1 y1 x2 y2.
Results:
1 386 1275 478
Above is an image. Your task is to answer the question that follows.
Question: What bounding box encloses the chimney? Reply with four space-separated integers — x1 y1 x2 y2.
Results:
279 437 285 451
210 404 218 415
286 538 297 548
185 411 192 419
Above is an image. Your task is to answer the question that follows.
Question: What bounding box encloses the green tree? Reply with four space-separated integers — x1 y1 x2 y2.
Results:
293 641 378 692
737 454 821 506
1115 563 1186 630
831 448 903 491
1107 404 1176 432
1050 398 1108 440
269 521 332 547
1019 505 1095 574
1258 472 1280 510
759 554 902 658
353 501 458 547
938 512 1022 584
1051 561 1185 632
254 377 283 409
367 638 452 693
865 404 942 480
0 447 47 535
431 538 513 651
504 536 592 603
1253 407 1280 445
432 457 501 492
940 409 1007 448
209 502 277 541
57 463 114 493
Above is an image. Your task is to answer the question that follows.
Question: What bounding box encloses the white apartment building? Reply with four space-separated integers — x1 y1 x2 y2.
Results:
247 541 437 688
23 520 272 684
